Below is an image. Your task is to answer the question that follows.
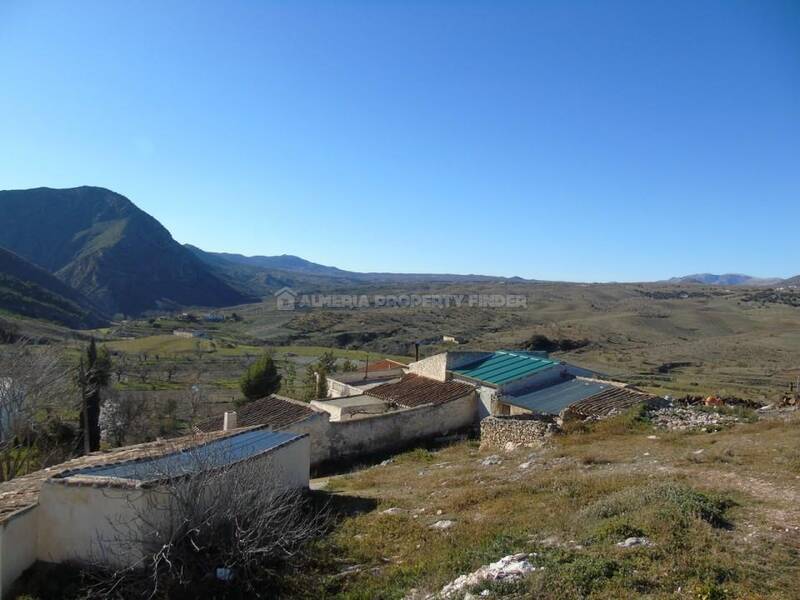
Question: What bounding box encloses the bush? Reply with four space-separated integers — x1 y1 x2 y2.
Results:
583 483 732 529
239 353 282 402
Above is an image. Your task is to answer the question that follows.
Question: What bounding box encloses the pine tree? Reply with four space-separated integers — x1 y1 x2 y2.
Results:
239 353 282 403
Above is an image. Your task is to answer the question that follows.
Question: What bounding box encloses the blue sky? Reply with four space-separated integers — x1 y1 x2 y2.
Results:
1 1 798 281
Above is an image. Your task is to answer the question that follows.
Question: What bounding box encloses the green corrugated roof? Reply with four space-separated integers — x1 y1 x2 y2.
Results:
452 351 558 385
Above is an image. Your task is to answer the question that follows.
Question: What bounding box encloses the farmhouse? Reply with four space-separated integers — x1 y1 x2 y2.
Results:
200 376 477 471
0 428 309 596
406 349 663 420
196 395 331 467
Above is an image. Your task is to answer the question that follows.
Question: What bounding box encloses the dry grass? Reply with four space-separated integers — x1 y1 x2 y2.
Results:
300 411 800 599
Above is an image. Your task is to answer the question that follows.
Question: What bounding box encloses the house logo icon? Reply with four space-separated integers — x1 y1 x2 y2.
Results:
274 287 298 311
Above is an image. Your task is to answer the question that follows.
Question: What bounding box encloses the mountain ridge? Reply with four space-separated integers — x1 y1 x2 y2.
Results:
0 186 252 316
665 273 784 287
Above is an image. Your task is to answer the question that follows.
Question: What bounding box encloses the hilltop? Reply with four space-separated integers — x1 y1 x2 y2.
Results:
666 273 783 286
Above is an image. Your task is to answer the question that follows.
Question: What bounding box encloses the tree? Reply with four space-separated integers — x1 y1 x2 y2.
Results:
76 338 111 454
99 391 149 447
0 339 70 481
302 363 328 401
318 351 338 374
239 353 282 402
282 361 297 397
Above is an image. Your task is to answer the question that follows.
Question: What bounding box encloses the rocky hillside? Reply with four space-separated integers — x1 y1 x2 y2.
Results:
0 246 107 328
0 187 251 316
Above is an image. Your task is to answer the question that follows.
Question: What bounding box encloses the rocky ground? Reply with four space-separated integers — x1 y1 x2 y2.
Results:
305 406 800 599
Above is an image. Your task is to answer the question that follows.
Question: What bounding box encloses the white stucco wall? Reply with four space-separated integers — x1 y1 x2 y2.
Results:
37 481 153 568
321 393 477 465
476 385 498 419
327 379 365 398
407 353 449 381
0 506 39 599
278 414 330 468
36 436 310 570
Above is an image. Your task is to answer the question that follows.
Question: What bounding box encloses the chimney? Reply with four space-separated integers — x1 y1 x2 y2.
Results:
414 342 420 362
223 411 238 431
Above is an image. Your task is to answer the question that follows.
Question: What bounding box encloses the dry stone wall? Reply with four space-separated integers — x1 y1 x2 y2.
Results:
480 415 557 449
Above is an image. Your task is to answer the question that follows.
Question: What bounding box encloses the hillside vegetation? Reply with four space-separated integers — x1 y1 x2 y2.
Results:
0 246 106 328
0 187 250 316
303 410 800 599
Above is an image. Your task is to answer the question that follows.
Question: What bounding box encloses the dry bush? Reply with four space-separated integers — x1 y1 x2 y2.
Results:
86 438 328 599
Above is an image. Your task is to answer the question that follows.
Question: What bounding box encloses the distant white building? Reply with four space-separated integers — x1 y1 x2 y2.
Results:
172 329 209 339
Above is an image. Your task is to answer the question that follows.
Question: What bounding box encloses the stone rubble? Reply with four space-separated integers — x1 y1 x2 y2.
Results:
430 519 457 530
480 416 557 450
649 406 739 431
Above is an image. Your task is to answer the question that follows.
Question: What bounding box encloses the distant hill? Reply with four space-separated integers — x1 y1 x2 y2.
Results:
666 273 782 287
0 187 251 316
0 246 107 328
206 251 355 278
781 275 800 287
188 246 525 294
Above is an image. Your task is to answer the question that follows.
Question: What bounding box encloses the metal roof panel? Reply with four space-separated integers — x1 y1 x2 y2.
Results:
66 429 302 482
452 351 558 385
502 378 611 414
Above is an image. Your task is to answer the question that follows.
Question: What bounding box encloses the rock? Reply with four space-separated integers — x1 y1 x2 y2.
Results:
647 435 659 440
436 553 539 598
692 449 704 455
504 441 519 452
380 458 394 466
519 461 532 469
649 406 739 432
430 519 457 530
617 537 652 548
480 455 502 466
382 507 405 515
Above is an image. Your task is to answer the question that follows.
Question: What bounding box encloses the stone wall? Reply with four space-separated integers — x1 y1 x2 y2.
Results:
315 393 477 471
480 415 558 450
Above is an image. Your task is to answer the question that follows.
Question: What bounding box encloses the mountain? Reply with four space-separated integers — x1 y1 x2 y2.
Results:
188 246 525 294
781 275 800 287
666 273 782 287
0 187 251 316
205 251 355 278
0 246 107 328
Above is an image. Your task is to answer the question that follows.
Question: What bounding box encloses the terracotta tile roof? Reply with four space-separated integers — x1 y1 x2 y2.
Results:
195 395 318 433
0 431 231 524
367 374 475 408
365 359 407 371
340 359 407 374
566 386 662 418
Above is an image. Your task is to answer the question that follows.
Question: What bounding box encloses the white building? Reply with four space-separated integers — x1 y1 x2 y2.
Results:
0 428 309 596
